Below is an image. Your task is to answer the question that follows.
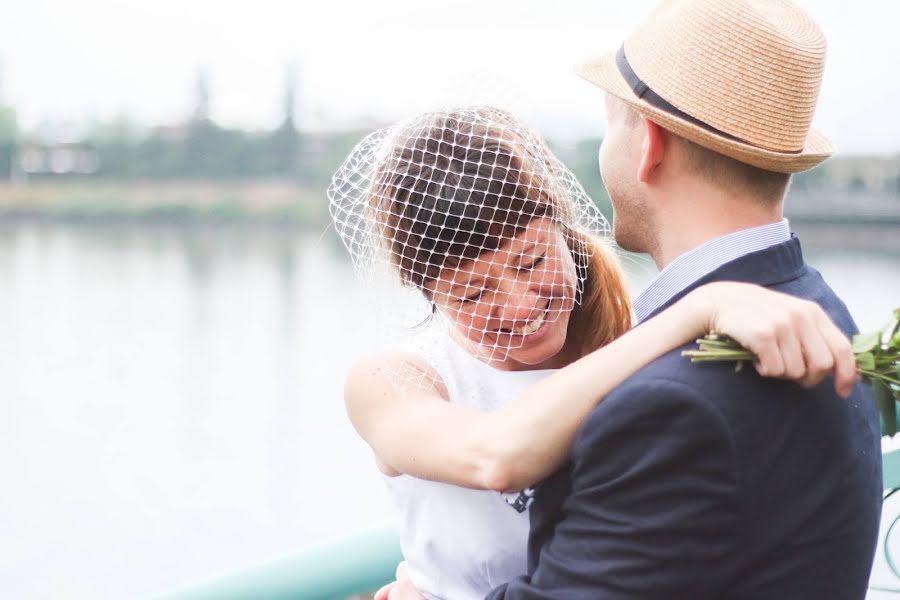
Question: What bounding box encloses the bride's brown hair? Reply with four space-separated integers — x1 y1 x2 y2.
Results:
370 107 632 357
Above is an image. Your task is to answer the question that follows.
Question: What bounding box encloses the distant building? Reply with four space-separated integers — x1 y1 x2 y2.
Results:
18 140 99 176
826 155 900 195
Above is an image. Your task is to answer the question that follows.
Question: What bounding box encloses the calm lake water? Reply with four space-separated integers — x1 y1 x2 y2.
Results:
1 220 899 599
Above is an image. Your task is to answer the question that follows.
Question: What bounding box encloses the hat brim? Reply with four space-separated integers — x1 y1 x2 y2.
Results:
576 52 835 174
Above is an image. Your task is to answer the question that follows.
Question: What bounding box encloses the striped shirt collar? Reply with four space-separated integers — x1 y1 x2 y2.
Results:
632 218 792 323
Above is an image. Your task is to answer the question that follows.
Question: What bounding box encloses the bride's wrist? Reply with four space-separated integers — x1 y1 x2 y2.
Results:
679 287 716 336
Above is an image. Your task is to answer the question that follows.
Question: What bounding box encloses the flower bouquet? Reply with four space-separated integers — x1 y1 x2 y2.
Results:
683 308 900 434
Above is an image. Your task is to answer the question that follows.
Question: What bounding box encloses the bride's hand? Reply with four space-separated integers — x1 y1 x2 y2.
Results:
684 282 857 398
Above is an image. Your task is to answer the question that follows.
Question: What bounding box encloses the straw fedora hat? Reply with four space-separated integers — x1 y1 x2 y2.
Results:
577 0 835 173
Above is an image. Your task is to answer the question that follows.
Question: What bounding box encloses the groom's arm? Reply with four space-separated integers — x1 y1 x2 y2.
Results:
487 378 739 600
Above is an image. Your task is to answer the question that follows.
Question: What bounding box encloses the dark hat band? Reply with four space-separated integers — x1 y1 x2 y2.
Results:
616 45 753 147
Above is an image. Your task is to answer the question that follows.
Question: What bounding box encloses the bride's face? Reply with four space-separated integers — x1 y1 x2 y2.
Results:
427 216 579 371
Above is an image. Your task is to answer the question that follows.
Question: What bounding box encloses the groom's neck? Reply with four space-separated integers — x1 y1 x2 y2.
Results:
649 182 785 270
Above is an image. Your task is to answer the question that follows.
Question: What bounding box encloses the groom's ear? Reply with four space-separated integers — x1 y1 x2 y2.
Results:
637 118 667 184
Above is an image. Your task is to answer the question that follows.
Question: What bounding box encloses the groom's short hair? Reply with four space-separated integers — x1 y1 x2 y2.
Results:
617 100 792 203
674 136 792 203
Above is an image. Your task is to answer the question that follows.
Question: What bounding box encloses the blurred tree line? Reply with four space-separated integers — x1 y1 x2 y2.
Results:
84 69 301 179
0 64 897 207
0 101 16 178
0 66 373 187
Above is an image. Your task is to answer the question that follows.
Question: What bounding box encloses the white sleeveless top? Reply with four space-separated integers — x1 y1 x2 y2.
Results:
382 332 557 600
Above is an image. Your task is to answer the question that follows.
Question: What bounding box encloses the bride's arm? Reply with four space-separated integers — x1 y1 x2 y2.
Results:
345 281 855 492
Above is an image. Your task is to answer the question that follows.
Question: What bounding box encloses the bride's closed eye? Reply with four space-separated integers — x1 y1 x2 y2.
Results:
461 289 486 304
520 254 546 271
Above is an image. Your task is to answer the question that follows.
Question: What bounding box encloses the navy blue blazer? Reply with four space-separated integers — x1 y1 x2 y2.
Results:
488 237 882 600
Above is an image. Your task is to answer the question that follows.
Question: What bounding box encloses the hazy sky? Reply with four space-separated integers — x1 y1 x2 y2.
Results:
0 0 894 154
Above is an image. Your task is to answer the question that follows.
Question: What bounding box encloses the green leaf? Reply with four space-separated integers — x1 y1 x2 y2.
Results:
857 352 876 371
888 316 900 340
853 330 882 354
892 332 900 349
876 378 898 437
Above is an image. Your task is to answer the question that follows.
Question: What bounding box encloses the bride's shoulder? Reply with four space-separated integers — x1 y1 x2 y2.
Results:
344 348 449 405
346 350 437 381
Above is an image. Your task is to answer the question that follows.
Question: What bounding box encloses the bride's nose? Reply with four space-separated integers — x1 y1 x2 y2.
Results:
495 279 541 324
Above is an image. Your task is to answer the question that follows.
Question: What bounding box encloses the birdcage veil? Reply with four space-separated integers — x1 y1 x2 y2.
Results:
328 105 610 389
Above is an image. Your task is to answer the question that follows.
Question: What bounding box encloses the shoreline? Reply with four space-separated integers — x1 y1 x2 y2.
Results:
0 179 329 227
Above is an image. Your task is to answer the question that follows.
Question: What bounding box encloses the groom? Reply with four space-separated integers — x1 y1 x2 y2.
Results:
487 0 883 598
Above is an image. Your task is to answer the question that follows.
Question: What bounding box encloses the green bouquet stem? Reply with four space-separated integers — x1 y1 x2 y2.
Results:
682 308 900 435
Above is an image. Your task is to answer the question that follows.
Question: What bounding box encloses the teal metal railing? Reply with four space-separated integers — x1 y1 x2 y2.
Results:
156 448 900 599
870 446 900 597
884 447 900 491
152 524 402 600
